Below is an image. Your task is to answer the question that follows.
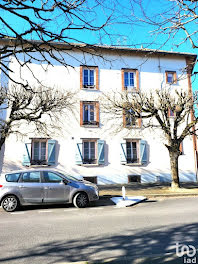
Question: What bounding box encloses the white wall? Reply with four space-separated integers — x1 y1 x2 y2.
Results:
1 49 196 184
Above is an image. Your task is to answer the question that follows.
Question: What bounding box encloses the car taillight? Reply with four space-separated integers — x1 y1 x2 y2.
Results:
0 185 3 188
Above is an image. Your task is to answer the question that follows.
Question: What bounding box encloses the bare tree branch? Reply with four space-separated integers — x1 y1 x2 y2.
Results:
131 0 198 49
102 88 198 188
0 85 76 150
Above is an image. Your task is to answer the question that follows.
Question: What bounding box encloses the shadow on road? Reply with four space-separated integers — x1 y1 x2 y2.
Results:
0 223 197 264
16 196 156 212
16 196 116 212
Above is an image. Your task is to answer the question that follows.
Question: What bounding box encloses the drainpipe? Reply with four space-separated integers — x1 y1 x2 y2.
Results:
186 58 198 181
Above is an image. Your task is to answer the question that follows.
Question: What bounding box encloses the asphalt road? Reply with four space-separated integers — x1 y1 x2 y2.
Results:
0 197 198 264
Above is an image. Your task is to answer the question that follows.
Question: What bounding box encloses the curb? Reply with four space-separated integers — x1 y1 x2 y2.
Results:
146 193 198 198
100 193 198 199
131 193 198 198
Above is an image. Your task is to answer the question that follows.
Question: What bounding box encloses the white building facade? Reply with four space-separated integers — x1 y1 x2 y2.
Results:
0 43 197 184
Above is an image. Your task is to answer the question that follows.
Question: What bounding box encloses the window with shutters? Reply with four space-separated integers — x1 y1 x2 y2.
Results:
126 140 139 164
80 66 99 90
80 101 99 127
75 139 105 166
22 139 56 166
120 139 147 165
31 139 47 165
83 140 97 164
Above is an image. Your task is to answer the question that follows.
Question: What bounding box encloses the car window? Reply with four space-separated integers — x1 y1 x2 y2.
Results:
5 173 21 182
21 172 40 183
58 172 79 182
43 171 63 183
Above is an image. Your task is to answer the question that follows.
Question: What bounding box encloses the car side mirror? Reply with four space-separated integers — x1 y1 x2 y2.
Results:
61 179 68 185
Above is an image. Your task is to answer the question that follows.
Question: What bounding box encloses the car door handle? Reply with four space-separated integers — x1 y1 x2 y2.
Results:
44 187 51 190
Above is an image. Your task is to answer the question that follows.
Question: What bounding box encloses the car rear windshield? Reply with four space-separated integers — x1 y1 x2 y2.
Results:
5 173 21 182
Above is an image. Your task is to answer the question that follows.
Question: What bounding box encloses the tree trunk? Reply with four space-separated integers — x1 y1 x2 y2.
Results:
0 136 6 152
169 151 180 189
0 124 10 152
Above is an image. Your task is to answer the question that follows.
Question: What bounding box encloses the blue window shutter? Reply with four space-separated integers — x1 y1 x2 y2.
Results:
140 140 147 165
22 143 31 166
75 142 83 165
120 142 127 164
98 140 105 165
47 140 56 165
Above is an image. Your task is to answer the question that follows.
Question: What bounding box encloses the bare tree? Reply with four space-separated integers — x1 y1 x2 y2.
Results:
102 89 198 188
0 0 131 85
1 0 197 82
0 85 75 151
130 0 198 50
0 0 125 153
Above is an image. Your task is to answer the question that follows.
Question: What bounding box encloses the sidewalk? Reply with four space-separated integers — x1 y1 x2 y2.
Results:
98 182 198 198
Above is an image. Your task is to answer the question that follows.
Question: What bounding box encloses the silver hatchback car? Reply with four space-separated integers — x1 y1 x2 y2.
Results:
0 169 99 212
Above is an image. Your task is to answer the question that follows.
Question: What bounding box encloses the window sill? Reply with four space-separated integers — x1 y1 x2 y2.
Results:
125 126 141 129
81 163 100 167
81 88 99 91
123 163 142 166
124 88 138 92
29 164 49 167
81 125 99 128
166 83 177 85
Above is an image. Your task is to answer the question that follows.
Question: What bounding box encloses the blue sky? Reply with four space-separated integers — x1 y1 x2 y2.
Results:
1 0 197 91
80 0 198 92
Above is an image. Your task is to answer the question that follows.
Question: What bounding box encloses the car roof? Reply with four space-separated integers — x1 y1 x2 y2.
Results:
1 168 61 175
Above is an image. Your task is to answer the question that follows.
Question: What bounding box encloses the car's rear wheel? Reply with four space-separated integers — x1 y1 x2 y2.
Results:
73 192 89 208
1 195 19 212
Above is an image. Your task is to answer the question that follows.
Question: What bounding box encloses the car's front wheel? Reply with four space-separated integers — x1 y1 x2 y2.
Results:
73 192 89 208
1 195 19 212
